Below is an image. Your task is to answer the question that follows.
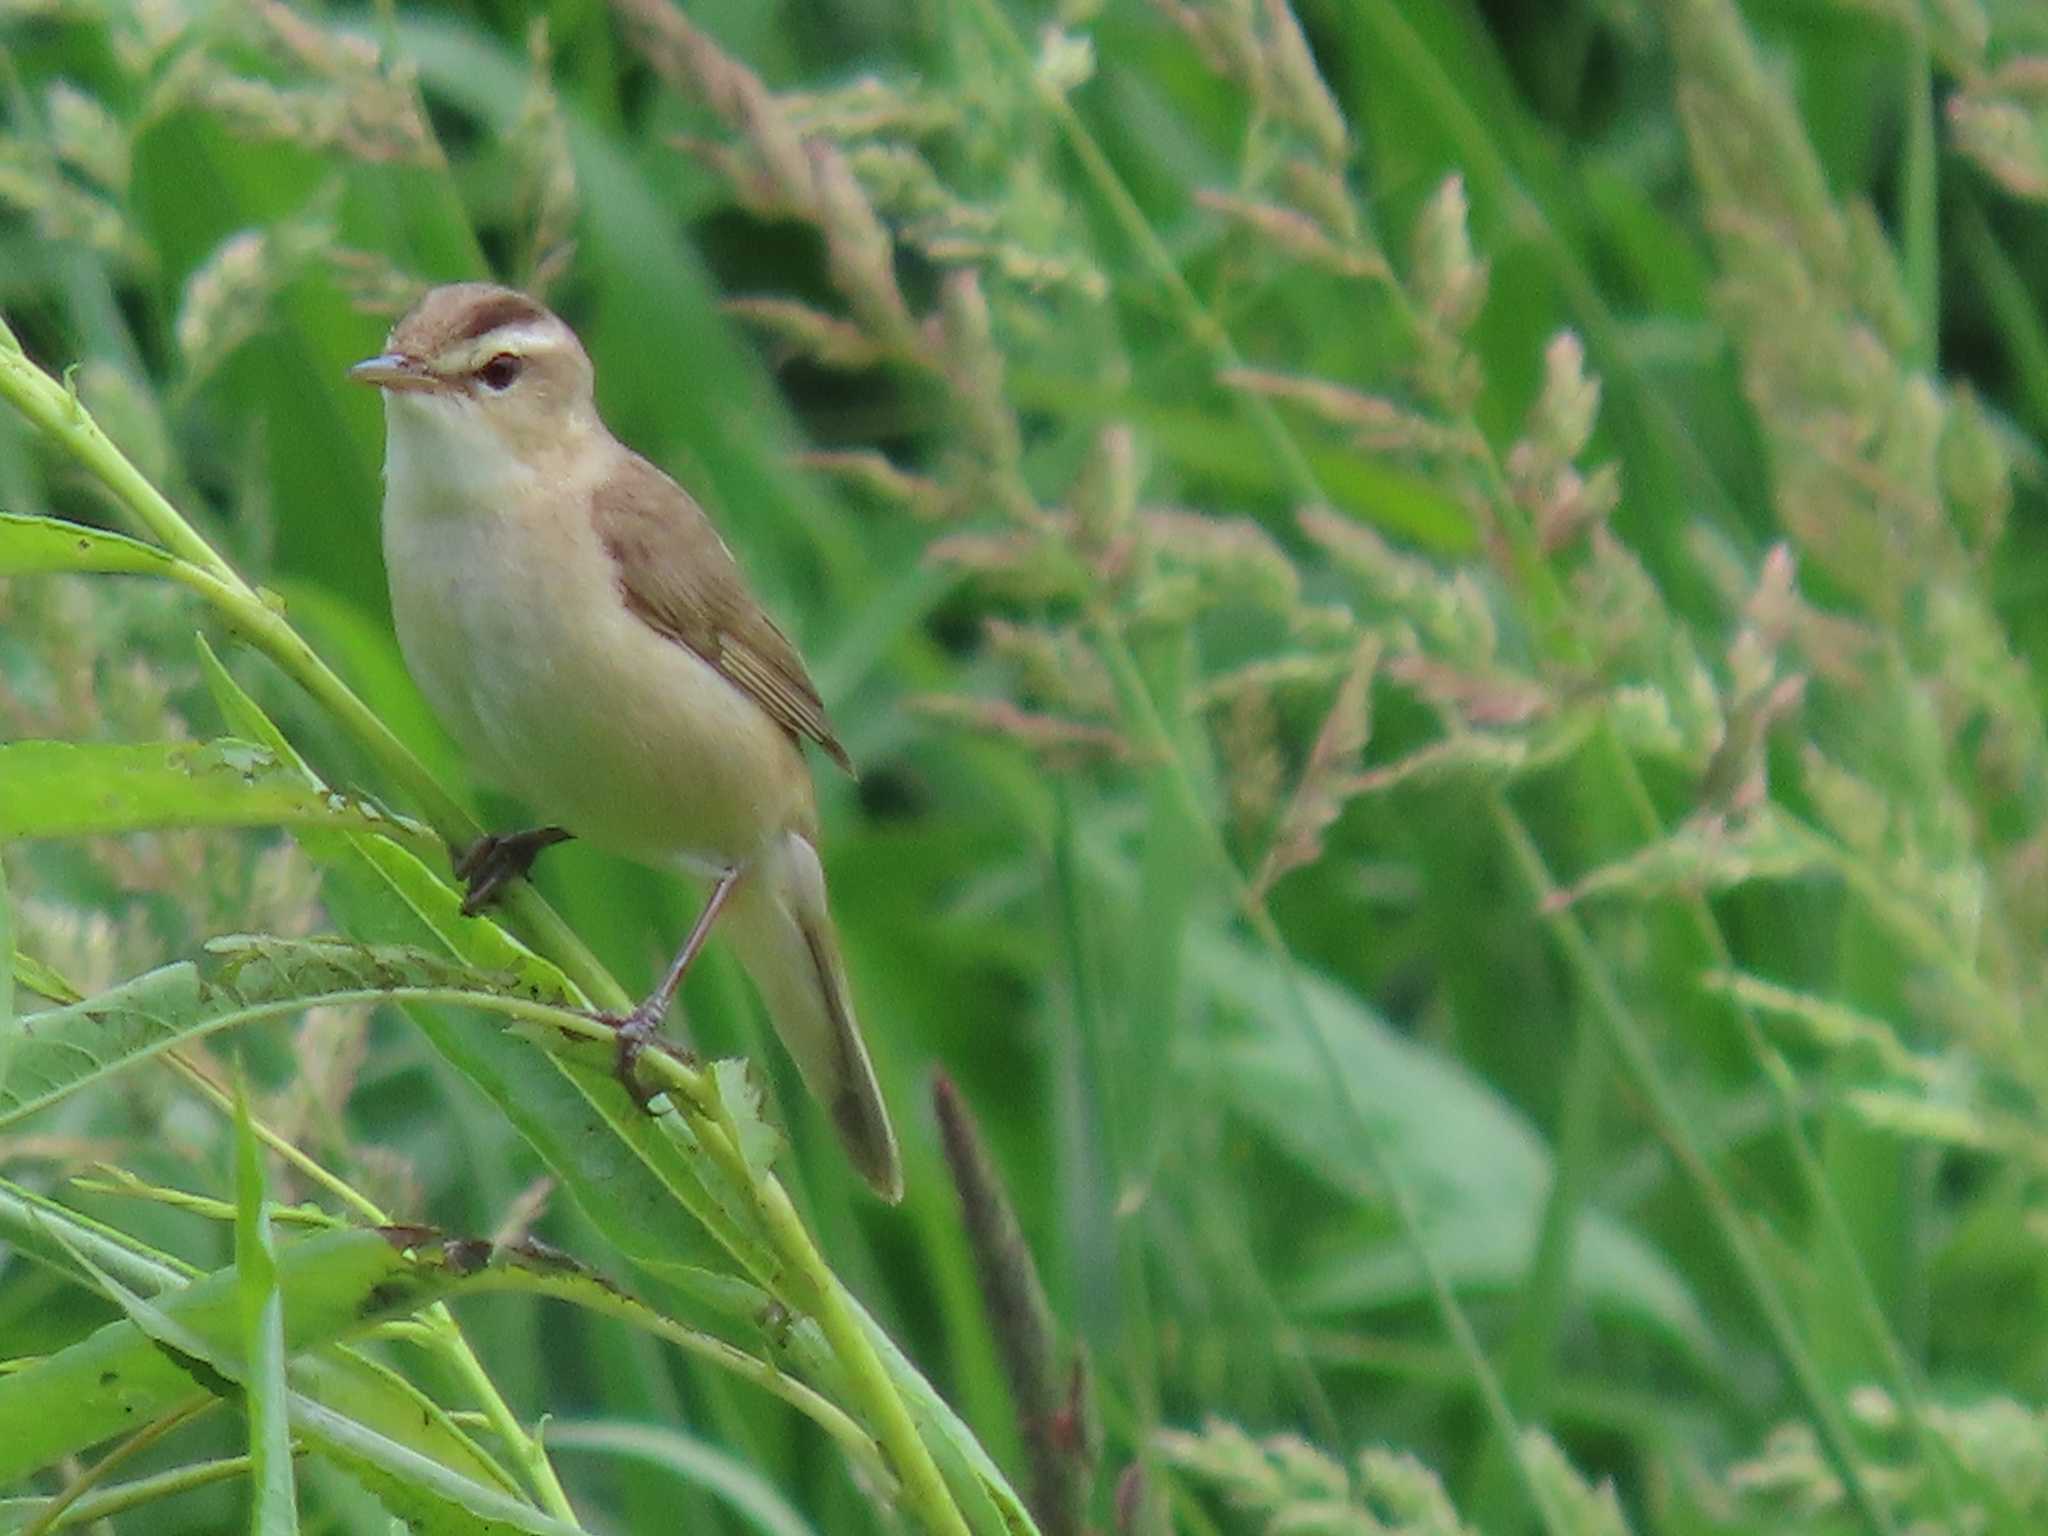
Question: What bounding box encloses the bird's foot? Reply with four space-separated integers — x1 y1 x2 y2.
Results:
455 827 573 916
598 1002 694 1114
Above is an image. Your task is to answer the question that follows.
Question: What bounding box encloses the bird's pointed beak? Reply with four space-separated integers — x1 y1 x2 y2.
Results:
348 352 439 392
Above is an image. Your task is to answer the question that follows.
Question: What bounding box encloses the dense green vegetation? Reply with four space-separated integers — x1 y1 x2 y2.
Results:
5 0 2048 1532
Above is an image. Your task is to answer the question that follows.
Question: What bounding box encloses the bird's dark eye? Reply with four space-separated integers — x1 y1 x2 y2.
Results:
476 353 524 391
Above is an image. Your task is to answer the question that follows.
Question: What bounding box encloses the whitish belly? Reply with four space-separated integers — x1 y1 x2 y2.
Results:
383 488 809 873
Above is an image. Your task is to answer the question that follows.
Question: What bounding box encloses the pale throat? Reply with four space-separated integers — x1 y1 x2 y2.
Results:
382 392 596 510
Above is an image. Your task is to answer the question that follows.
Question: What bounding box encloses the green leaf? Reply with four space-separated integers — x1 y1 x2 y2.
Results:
1196 938 1717 1366
285 1351 527 1506
0 1227 418 1482
234 1073 299 1535
283 1391 579 1536
711 1058 783 1180
203 934 567 1008
0 960 214 1129
10 948 82 1007
856 1309 1040 1536
398 1228 878 1473
0 849 13 1104
0 739 432 850
0 512 181 578
547 1420 819 1536
0 1222 579 1534
0 1173 197 1295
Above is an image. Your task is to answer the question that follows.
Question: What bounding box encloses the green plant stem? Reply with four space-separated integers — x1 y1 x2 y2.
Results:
1958 198 2048 431
0 313 625 1019
1085 613 1571 1536
970 0 1920 1509
5 1452 278 1532
162 1052 551 1513
22 1399 216 1536
1343 0 1740 531
674 1082 972 1536
1898 11 1939 370
1487 798 1897 1536
1469 990 1607 1526
476 1267 882 1475
0 316 977 1536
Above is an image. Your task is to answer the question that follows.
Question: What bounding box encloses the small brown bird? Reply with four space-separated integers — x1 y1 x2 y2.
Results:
350 282 902 1200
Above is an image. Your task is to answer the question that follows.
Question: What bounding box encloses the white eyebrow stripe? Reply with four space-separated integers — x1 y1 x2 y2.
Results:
469 321 560 356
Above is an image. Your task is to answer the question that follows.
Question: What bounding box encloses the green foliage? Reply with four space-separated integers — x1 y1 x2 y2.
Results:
4 0 2048 1533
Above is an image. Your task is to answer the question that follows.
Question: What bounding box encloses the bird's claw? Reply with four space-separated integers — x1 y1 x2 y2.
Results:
455 826 573 916
599 1005 692 1114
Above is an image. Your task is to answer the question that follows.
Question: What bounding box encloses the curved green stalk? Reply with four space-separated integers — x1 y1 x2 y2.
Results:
0 315 977 1536
951 5 1938 1525
4 1451 277 1532
0 311 625 1018
163 1052 567 1521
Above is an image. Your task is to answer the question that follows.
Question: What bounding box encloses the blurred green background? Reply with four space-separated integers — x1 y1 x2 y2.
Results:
6 0 2048 1532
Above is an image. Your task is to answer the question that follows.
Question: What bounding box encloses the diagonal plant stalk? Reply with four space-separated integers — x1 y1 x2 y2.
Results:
2 1451 283 1533
1342 0 1743 533
0 312 623 1020
0 315 979 1536
21 1400 218 1536
1083 613 1572 1536
1430 382 1955 1528
596 8 1554 1522
161 1051 572 1519
954 6 1949 1528
1487 797 1902 1536
56 1037 880 1480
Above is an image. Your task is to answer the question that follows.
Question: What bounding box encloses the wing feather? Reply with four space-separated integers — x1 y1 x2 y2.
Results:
592 454 854 776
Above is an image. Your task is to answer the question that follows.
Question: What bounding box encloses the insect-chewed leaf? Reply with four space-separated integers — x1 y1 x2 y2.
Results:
0 937 564 1135
0 1227 470 1485
203 934 556 1008
286 1393 583 1535
711 1058 783 1179
1 960 209 1131
0 738 429 847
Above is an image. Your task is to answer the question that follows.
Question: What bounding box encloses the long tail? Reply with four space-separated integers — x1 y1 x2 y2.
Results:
719 830 903 1201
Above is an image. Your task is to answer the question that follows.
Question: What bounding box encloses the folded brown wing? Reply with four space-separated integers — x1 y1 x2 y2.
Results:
592 454 854 776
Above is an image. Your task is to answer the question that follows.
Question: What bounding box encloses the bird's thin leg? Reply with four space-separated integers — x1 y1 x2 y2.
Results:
609 866 742 1111
455 826 574 916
